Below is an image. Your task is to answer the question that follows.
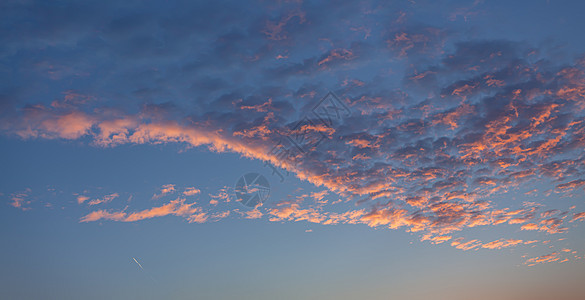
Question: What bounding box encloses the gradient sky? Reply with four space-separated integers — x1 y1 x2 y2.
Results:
1 0 585 299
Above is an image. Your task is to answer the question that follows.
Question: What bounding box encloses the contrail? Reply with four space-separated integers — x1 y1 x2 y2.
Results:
132 257 144 271
132 257 157 283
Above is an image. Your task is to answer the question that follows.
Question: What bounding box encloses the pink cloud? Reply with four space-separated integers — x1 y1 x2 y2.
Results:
88 193 119 206
80 198 207 223
451 238 482 251
10 189 32 210
76 195 90 204
152 184 176 200
481 239 523 250
183 187 201 196
15 109 95 140
524 252 561 266
571 212 585 222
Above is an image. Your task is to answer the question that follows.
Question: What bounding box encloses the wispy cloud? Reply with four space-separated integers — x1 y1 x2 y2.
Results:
88 193 119 206
152 184 176 200
76 195 90 204
10 189 32 210
481 239 523 250
183 187 201 196
80 198 208 223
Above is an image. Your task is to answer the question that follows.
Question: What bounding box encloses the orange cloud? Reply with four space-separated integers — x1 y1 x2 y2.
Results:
425 235 452 244
4 50 585 260
451 238 482 251
309 190 328 204
360 207 410 229
481 239 523 249
80 198 206 223
76 195 90 204
556 179 585 191
262 9 305 41
87 193 119 206
524 252 561 266
268 203 325 224
521 223 539 231
240 208 263 219
318 48 356 67
240 98 273 112
14 109 95 140
10 189 32 210
79 210 126 222
571 212 585 222
152 184 176 200
345 138 372 148
183 187 201 196
209 187 232 204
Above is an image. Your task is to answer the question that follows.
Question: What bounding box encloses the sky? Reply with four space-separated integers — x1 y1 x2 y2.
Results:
1 0 585 299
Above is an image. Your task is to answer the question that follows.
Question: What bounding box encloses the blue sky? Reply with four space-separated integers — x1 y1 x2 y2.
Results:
1 0 585 299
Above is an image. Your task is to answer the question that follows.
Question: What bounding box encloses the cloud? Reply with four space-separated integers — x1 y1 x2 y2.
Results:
183 187 201 196
152 184 176 200
556 179 585 192
451 238 482 251
524 252 562 266
262 9 306 41
386 25 446 58
5 47 585 244
10 189 32 210
77 195 90 204
80 198 206 223
481 239 523 250
268 202 326 223
209 187 233 204
88 193 119 206
2 0 585 259
571 212 585 222
310 190 328 204
9 108 95 140
425 235 452 244
80 210 127 223
236 208 263 219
